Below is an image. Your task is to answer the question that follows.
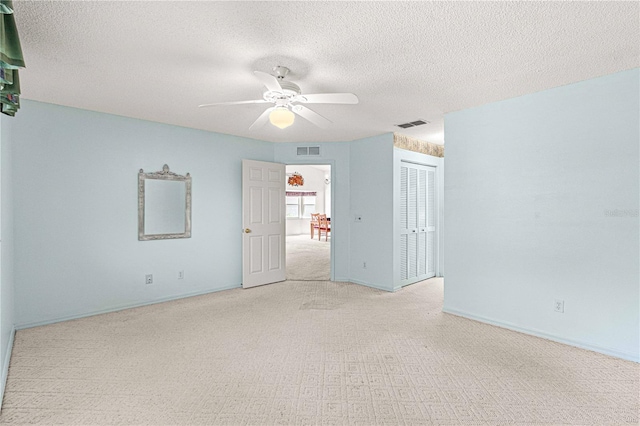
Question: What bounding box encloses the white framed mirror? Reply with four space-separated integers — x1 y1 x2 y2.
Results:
138 164 192 241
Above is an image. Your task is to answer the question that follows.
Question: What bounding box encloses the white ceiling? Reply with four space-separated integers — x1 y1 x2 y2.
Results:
15 1 639 144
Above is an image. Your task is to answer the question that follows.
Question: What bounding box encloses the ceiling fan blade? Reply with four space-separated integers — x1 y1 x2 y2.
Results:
291 105 332 128
254 71 282 93
249 107 275 130
294 93 359 104
198 99 269 108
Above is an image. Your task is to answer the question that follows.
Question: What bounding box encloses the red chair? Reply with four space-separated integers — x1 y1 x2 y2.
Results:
310 213 320 238
318 214 330 241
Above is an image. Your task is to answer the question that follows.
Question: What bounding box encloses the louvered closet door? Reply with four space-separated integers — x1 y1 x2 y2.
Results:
399 162 436 284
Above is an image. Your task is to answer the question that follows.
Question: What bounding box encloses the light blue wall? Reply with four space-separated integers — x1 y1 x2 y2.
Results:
349 134 395 290
0 114 15 402
274 134 396 290
11 100 274 327
443 69 640 361
10 103 402 328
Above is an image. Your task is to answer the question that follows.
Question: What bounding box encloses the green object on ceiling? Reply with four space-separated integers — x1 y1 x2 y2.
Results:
0 66 18 94
0 67 12 84
1 100 17 116
0 0 25 69
0 0 23 116
0 0 13 15
1 68 19 115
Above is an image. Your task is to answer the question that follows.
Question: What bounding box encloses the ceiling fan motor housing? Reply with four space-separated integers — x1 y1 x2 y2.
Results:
273 65 290 79
263 80 301 106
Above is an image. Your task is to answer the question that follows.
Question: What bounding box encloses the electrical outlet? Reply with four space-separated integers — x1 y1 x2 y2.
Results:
355 215 363 222
178 270 184 279
145 274 153 285
554 299 564 313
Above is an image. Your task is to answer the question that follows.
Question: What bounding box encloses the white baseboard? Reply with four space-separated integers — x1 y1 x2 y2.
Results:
349 279 395 292
443 307 639 363
0 326 15 410
15 284 241 330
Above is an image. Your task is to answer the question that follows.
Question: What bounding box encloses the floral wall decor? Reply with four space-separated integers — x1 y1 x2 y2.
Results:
287 172 304 187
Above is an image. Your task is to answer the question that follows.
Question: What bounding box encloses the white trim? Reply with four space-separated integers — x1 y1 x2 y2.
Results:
349 278 395 292
443 307 639 363
15 285 241 330
0 326 15 410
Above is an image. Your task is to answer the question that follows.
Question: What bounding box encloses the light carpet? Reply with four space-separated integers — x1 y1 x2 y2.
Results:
1 279 638 425
286 234 330 281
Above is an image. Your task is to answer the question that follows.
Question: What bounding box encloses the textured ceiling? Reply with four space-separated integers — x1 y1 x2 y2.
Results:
14 1 640 144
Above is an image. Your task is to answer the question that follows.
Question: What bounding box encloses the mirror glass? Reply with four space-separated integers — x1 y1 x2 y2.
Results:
144 180 186 235
138 165 191 241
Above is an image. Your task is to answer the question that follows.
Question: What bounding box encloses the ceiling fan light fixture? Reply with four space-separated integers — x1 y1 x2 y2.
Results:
201 66 357 130
269 107 295 129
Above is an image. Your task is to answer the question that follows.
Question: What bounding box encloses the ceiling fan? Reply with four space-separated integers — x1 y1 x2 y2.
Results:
198 66 358 130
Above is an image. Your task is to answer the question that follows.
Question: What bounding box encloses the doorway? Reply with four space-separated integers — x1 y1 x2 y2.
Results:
285 164 332 281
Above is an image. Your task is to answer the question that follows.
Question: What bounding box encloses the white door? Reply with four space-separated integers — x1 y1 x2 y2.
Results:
242 160 286 288
399 162 436 285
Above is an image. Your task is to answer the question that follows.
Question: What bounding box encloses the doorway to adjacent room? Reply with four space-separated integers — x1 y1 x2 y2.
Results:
285 164 332 281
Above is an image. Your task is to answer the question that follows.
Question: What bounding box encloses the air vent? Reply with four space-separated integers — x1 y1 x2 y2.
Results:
396 119 430 129
296 146 321 156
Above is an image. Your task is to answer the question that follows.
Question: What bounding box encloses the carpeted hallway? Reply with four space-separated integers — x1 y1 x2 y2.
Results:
286 234 330 281
0 279 637 425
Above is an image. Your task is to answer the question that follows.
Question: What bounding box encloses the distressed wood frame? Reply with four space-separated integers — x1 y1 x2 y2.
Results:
138 164 192 241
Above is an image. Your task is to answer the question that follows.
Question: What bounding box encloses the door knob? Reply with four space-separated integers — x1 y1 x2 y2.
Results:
244 228 251 233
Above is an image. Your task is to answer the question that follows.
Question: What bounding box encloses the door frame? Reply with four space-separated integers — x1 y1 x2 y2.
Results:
285 161 335 282
392 148 444 290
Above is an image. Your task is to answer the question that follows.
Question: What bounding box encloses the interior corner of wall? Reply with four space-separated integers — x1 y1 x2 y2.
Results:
0 326 16 408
